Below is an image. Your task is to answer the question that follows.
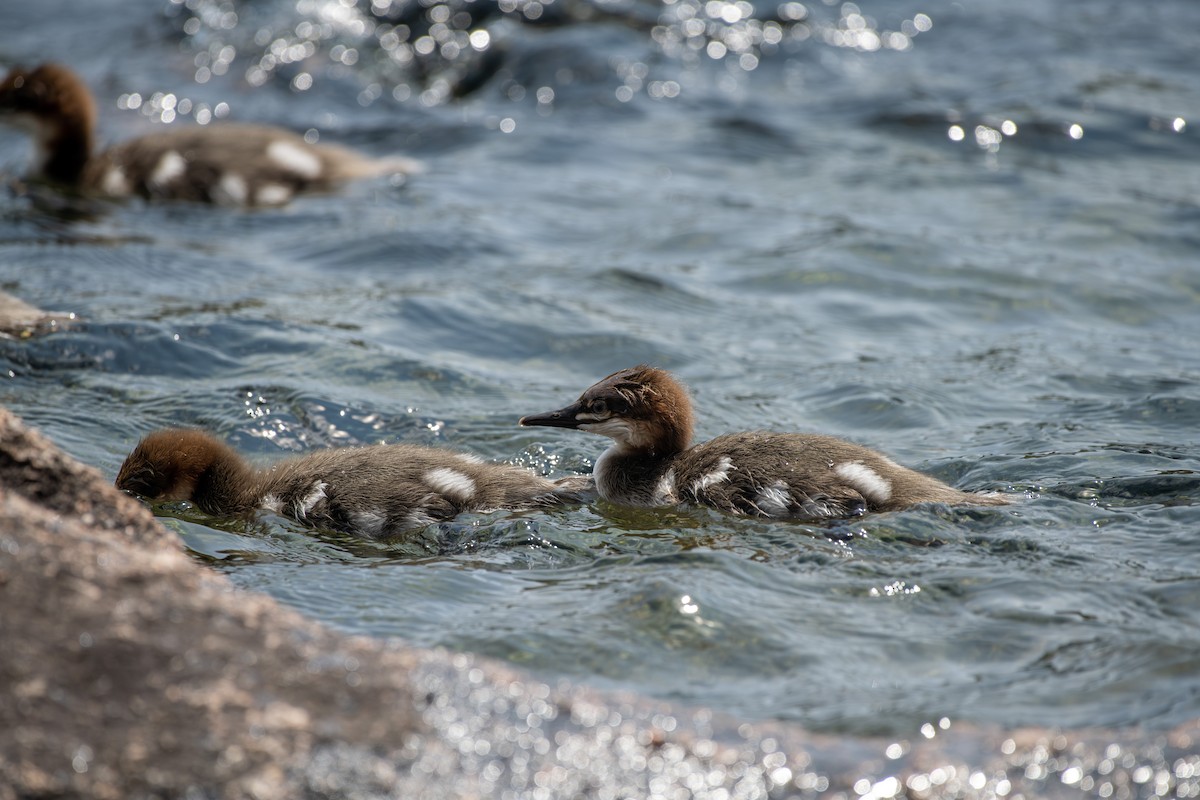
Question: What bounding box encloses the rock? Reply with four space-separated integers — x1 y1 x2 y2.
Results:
0 407 422 798
0 290 75 339
1 406 1196 799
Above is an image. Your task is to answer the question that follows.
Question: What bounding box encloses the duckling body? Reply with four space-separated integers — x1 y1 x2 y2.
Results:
117 429 589 538
520 366 1007 519
0 63 418 206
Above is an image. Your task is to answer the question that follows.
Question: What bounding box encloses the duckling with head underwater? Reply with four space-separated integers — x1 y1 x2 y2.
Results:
520 366 1008 519
0 63 419 206
116 428 591 539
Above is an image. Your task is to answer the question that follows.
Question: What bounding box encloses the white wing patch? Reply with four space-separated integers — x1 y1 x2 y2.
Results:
255 183 293 206
689 456 733 496
216 173 248 205
294 481 329 518
455 452 486 466
424 467 477 501
834 462 893 503
755 481 792 517
260 494 283 514
653 468 678 504
267 139 323 179
101 166 131 196
148 151 187 187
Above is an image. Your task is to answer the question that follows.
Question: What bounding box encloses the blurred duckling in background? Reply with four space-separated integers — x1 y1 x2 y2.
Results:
0 63 420 206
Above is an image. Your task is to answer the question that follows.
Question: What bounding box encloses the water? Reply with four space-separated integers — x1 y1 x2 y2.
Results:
2 0 1198 739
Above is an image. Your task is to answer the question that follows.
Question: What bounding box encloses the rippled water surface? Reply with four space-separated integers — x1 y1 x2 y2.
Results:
2 0 1199 737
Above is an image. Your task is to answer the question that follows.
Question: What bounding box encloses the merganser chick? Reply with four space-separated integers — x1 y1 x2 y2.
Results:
0 63 419 206
116 429 590 538
520 366 1008 519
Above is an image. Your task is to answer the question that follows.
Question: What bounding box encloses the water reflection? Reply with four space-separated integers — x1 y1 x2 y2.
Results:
164 0 936 107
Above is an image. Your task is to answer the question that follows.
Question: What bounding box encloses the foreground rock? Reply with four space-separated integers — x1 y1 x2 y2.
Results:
1 406 1196 799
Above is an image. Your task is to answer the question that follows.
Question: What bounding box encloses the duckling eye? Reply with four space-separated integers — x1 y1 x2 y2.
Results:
590 399 608 415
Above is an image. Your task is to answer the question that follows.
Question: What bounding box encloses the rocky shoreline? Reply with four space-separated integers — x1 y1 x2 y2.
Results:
0 291 74 340
2 405 1196 798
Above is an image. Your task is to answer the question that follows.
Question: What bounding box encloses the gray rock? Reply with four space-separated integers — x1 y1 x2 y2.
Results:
1 406 1196 799
0 290 75 339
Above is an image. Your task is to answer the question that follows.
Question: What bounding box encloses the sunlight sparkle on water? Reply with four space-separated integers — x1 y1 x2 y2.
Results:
118 88 227 126
869 581 920 597
648 80 682 99
469 29 490 50
817 6 930 52
854 776 900 799
172 0 930 108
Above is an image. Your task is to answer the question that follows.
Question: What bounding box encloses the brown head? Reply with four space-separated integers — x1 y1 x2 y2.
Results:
116 429 244 505
0 63 97 184
520 365 695 457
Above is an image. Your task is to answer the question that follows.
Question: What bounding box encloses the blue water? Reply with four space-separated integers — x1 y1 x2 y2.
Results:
2 0 1199 738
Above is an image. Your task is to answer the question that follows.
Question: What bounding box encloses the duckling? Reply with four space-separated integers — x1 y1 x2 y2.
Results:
0 63 419 206
116 428 590 538
520 365 1007 519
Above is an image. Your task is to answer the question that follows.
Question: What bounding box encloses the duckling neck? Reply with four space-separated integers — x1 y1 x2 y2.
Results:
40 122 92 186
593 443 679 507
189 454 262 516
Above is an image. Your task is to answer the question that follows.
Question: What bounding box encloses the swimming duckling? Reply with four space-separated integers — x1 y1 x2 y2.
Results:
520 366 1007 519
116 428 590 538
0 63 419 206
